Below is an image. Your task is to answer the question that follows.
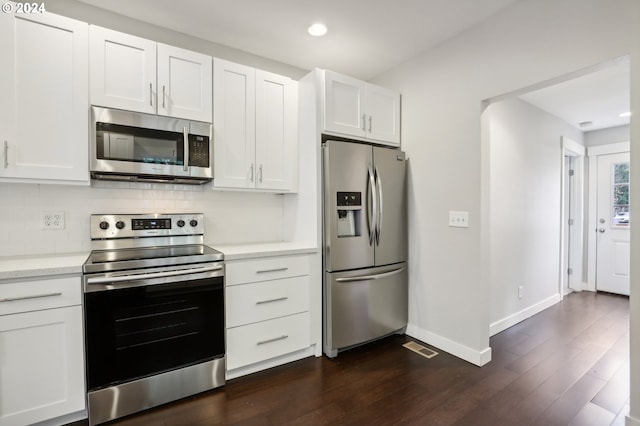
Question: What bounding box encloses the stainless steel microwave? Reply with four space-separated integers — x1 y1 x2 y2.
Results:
90 106 212 184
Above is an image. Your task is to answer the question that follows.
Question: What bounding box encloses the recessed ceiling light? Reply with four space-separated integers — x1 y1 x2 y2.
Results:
308 23 327 37
619 111 631 118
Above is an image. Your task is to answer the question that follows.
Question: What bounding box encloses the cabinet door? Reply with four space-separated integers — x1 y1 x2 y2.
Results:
0 12 89 183
0 306 85 426
255 70 297 191
90 26 156 114
157 43 212 122
213 58 256 188
365 84 401 146
323 70 366 138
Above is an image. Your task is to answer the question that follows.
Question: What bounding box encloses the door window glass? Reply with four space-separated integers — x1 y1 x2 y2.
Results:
612 162 630 227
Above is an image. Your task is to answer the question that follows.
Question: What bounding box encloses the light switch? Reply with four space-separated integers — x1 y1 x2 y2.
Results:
448 211 469 228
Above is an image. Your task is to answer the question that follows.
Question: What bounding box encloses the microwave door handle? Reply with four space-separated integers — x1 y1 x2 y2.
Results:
183 127 188 172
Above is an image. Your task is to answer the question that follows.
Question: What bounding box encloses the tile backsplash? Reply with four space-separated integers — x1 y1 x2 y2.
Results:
0 181 284 257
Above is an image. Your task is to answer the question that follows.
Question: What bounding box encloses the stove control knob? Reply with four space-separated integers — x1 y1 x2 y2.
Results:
99 221 109 230
177 220 185 227
189 219 198 227
115 221 125 230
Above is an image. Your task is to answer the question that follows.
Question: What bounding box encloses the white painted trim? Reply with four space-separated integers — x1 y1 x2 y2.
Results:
406 324 492 366
586 142 631 292
587 141 630 157
489 293 562 336
561 137 586 294
627 414 640 426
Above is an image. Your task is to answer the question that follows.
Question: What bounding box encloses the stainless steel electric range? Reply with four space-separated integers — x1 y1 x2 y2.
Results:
82 213 225 425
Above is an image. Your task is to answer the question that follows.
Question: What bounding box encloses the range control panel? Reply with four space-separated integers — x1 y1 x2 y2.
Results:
90 213 204 240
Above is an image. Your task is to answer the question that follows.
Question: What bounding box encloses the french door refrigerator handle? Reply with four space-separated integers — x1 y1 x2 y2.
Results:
335 267 405 283
375 166 383 245
367 165 377 245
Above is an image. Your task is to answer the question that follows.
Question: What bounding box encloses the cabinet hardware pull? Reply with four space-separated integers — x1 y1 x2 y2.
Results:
368 116 372 132
162 85 166 108
256 296 288 305
259 164 263 183
149 83 153 107
257 335 288 345
250 164 254 182
361 114 366 131
256 267 288 274
0 292 62 303
3 141 7 169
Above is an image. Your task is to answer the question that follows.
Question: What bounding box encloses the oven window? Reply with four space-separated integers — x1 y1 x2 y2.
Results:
84 276 224 391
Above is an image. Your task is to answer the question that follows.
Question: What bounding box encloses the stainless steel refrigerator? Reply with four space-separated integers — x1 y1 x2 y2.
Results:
322 139 408 358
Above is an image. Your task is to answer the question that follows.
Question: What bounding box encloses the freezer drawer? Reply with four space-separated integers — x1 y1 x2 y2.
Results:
324 262 407 357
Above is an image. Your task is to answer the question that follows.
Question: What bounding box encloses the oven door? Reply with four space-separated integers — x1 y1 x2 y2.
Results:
83 263 224 392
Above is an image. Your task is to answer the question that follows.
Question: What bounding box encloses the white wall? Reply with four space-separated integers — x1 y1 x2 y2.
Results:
487 97 583 333
0 182 284 256
585 124 630 147
372 0 639 394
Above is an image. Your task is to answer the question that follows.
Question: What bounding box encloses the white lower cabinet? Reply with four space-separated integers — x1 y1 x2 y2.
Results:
225 254 311 374
0 277 85 426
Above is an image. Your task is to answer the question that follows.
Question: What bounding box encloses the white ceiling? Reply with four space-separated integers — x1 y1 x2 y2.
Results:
76 0 522 80
77 0 630 132
518 60 630 132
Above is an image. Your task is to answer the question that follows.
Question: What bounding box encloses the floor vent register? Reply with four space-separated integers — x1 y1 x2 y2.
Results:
402 341 439 359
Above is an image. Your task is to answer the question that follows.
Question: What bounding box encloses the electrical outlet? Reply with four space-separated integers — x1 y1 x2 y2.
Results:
448 211 469 228
518 285 523 299
42 211 65 230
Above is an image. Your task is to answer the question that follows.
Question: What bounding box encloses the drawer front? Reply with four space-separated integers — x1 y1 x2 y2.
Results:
226 312 310 370
226 276 309 328
226 255 309 286
0 277 81 316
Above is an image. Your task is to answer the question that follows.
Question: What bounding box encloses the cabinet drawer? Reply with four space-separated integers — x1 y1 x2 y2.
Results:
226 312 310 370
0 277 81 316
226 276 309 328
226 255 309 286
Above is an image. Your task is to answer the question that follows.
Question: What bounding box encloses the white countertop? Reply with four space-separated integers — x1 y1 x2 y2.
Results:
0 252 89 281
211 241 318 261
0 242 318 280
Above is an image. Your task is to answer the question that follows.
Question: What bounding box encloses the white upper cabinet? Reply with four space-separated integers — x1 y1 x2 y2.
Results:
323 70 400 146
157 43 212 122
89 26 156 114
214 58 297 191
90 26 212 122
0 11 89 184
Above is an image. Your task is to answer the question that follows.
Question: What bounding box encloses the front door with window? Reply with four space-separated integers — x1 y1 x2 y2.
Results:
596 152 630 295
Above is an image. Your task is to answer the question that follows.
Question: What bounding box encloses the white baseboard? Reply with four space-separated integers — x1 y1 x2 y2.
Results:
490 293 561 337
405 324 492 366
627 414 640 426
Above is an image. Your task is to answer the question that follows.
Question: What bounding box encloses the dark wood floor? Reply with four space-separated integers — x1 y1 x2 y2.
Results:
76 291 629 426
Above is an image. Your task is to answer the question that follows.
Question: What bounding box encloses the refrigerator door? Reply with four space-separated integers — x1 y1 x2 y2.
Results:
324 262 408 357
373 147 407 266
323 140 375 272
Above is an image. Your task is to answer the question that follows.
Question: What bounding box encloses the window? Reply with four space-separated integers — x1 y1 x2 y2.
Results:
612 162 630 227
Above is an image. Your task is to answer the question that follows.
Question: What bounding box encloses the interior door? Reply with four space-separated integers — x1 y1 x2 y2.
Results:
373 147 407 266
596 152 630 295
323 140 374 272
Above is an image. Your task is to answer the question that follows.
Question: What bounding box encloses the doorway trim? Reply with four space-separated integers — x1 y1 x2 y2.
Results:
586 141 631 292
560 137 585 296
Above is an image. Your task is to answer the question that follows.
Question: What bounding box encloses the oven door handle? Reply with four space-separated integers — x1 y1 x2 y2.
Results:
86 265 223 285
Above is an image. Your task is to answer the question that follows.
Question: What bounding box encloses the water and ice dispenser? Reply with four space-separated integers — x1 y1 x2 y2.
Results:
336 192 362 237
